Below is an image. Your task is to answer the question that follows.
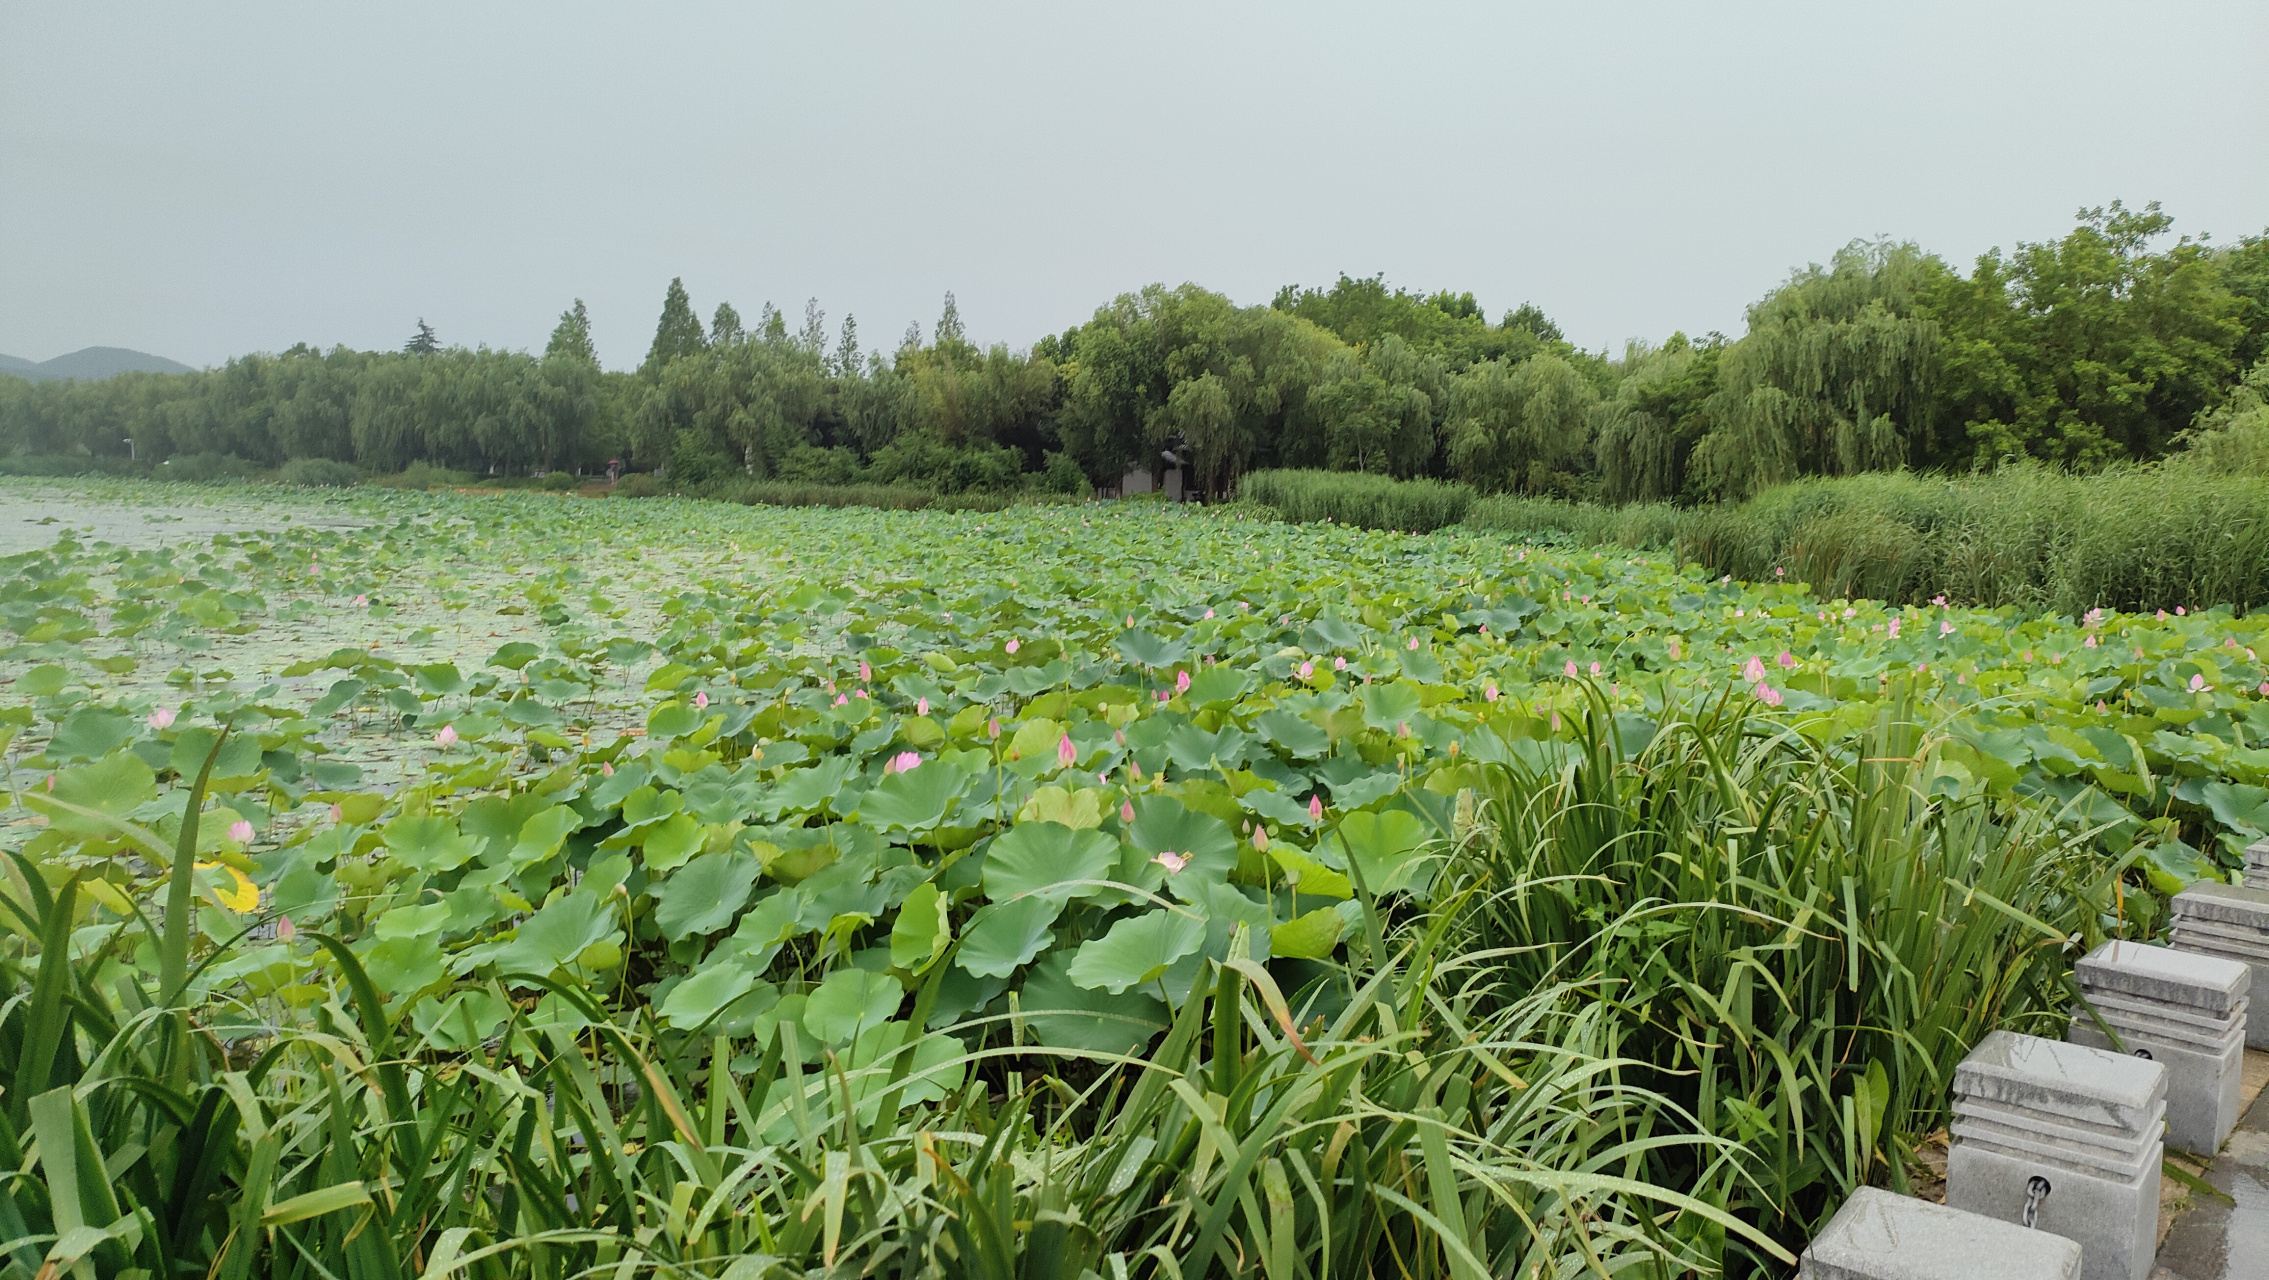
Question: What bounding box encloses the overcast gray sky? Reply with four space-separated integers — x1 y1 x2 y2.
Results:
4 2 2265 370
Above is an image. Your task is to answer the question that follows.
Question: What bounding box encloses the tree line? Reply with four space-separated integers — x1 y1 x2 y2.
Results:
4 200 2263 500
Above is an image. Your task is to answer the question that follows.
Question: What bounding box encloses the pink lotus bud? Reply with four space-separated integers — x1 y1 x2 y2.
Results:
1396 721 1410 738
2190 674 2209 692
1298 661 1314 679
434 724 458 747
1004 638 1020 655
917 696 929 716
1057 734 1076 767
1743 656 1766 683
276 915 296 940
1121 801 1135 822
2177 606 2187 616
1308 794 1323 821
833 694 848 707
987 718 1001 739
859 661 871 681
1252 826 1269 851
890 750 922 774
694 691 709 709
1484 684 1498 702
1774 567 1784 577
228 819 255 843
1157 690 1169 702
1589 661 1602 676
1753 682 1783 707
1565 660 1579 678
353 594 369 608
602 762 613 775
1175 670 1191 694
1777 651 1796 670
1406 636 1420 651
2084 635 2097 648
1333 656 1346 671
1203 608 1214 619
1550 711 1562 731
1152 850 1189 874
146 706 176 730
1887 620 1901 639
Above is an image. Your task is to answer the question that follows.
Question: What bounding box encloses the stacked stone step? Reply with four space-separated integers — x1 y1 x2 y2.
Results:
2167 880 2269 1049
1947 1031 2165 1280
1799 1187 2080 1278
2247 836 2269 891
2065 939 2248 1155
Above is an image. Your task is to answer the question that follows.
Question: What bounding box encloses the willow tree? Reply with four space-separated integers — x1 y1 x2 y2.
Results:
1696 240 1946 499
1445 352 1596 493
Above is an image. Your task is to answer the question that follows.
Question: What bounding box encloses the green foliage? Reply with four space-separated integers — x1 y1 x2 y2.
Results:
276 456 361 487
9 477 2269 1273
1238 468 1473 531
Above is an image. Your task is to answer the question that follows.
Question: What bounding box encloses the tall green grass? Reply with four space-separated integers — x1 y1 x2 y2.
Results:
1239 469 1475 532
676 476 1024 512
1462 495 1683 550
1678 464 2269 613
1445 692 2115 1265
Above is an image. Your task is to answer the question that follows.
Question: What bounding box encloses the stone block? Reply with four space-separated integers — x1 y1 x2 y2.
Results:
1947 1032 2165 1280
2069 940 2248 1154
2067 1017 2240 1155
1946 1142 2157 1280
1798 1187 2080 1280
2072 939 2249 1014
2244 837 2269 892
2169 881 2269 1049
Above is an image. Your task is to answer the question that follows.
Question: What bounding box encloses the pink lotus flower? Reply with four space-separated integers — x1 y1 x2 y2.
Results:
1667 639 1682 659
1887 619 1901 639
353 594 369 608
859 661 871 681
2260 683 2269 696
1121 801 1136 823
1843 608 1857 619
1252 826 1270 851
832 694 848 707
694 691 709 709
1098 771 1109 784
329 802 343 822
1175 669 1191 694
1057 734 1076 768
1753 682 1783 707
1004 638 1020 655
1406 636 1420 651
2085 635 2098 648
889 751 922 774
1932 595 1946 608
228 819 255 843
1550 711 1562 731
1743 656 1767 683
1777 651 1796 670
917 696 929 716
2190 674 2210 692
276 916 296 941
1484 684 1498 702
2177 606 2187 616
602 762 614 775
1589 661 1602 676
1298 661 1314 679
434 724 458 747
1152 850 1189 874
1565 660 1579 678
1733 609 1744 618
1774 567 1785 577
1203 608 1215 619
987 718 1001 739
146 706 176 730
1940 620 1954 636
1308 794 1324 821
1333 656 1347 671
2158 610 2168 621
856 689 868 700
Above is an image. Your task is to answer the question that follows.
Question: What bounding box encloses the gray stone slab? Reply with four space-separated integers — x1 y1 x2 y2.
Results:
1953 1102 2164 1181
2077 942 2251 1015
1957 1030 2169 1135
2244 839 2269 892
2070 1019 2242 1156
1949 1141 2159 1280
2167 933 2269 1051
2077 988 2246 1048
2171 882 2269 930
1801 1187 2081 1280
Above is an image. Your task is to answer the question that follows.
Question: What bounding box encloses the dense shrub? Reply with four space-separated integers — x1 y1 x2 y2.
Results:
539 470 579 491
1680 464 2269 613
612 473 664 498
276 457 361 487
1238 468 1474 531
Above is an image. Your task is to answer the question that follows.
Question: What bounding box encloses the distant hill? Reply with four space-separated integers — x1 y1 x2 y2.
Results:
0 347 195 382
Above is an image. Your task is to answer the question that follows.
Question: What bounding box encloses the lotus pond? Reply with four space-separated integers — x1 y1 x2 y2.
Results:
6 476 2269 1276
